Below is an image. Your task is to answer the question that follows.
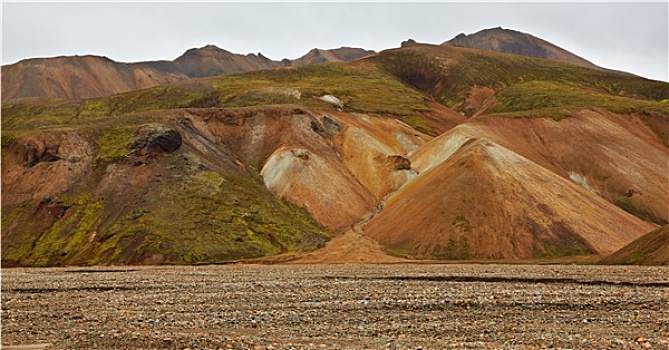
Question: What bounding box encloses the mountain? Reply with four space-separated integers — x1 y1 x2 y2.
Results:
364 130 655 260
164 45 283 77
0 55 187 101
1 46 375 101
2 33 668 266
444 27 602 71
601 225 669 265
287 47 376 67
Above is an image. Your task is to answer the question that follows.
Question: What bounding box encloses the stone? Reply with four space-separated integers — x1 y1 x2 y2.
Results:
131 124 182 154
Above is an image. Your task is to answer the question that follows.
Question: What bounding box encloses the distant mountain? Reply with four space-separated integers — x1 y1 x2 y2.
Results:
160 44 283 77
444 27 602 71
1 46 375 101
288 47 376 67
0 55 187 101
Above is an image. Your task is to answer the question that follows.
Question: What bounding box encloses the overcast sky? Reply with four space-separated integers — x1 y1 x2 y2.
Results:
2 2 668 81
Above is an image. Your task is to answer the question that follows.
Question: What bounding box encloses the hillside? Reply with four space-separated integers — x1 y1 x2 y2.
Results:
2 36 668 266
600 225 669 265
364 131 655 260
0 55 187 101
1 61 434 266
1 46 374 101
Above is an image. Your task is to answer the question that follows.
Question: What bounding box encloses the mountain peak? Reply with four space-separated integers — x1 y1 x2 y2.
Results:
176 45 235 61
444 27 601 70
289 47 375 67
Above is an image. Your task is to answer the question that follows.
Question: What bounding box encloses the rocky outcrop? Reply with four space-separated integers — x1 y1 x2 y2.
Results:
13 136 62 167
131 124 182 154
3 132 95 207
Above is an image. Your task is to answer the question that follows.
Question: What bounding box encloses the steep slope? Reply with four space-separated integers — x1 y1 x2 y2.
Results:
601 225 669 265
456 111 668 225
370 43 669 226
444 27 601 70
408 111 668 226
0 111 335 266
364 135 656 260
1 46 375 101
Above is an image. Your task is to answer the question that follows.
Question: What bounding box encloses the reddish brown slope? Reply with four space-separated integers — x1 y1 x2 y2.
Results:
2 106 356 266
601 225 669 265
445 110 669 225
364 135 656 260
289 47 376 67
1 55 186 101
172 107 428 232
167 45 282 77
170 108 377 232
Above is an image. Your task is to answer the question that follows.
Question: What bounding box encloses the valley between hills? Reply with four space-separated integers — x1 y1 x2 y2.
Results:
2 28 668 267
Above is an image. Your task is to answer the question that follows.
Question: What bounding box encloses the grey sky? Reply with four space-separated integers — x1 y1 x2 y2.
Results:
2 2 668 81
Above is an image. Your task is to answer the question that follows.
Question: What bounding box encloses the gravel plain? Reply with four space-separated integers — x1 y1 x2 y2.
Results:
2 264 668 349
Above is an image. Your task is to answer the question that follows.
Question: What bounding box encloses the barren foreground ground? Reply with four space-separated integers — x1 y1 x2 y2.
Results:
2 264 668 349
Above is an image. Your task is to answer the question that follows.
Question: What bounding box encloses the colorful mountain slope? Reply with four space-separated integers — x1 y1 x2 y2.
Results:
364 130 656 260
2 36 668 265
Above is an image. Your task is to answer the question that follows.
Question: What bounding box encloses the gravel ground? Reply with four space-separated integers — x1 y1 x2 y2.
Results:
2 264 668 349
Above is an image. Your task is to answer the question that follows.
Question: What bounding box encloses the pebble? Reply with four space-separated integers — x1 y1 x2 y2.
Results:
1 264 668 349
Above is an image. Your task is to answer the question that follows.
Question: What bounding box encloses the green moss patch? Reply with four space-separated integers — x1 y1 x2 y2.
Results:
488 80 667 119
374 47 669 120
612 193 668 225
5 196 104 266
94 126 135 164
91 152 331 264
432 236 472 260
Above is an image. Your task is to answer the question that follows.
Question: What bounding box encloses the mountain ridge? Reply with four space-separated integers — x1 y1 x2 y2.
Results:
1 46 375 101
5 26 656 103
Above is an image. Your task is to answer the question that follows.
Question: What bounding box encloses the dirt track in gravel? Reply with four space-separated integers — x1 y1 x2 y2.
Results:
2 264 668 350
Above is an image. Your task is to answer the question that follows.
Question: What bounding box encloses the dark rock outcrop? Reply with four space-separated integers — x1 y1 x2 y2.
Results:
131 124 182 154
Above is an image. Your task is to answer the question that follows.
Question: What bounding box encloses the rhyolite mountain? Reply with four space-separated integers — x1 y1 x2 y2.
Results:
1 46 375 101
2 29 668 266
